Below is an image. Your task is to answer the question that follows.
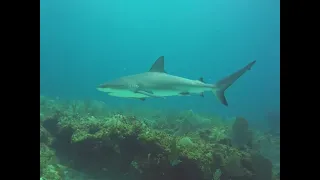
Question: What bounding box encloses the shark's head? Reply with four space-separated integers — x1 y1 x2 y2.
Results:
97 56 166 95
97 78 128 93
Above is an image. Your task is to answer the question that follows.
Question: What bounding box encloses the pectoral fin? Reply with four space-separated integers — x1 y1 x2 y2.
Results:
179 92 190 96
130 83 165 99
136 90 165 99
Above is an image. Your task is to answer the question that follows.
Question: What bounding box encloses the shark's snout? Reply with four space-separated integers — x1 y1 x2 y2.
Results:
97 84 112 93
98 84 107 88
97 81 127 91
97 84 111 92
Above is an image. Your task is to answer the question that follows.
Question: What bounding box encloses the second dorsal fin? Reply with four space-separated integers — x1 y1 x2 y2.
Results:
149 56 166 73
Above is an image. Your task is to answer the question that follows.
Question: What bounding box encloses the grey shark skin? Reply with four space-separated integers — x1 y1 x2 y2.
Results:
97 56 256 106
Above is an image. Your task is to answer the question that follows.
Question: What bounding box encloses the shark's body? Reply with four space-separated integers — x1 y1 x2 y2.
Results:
97 56 256 106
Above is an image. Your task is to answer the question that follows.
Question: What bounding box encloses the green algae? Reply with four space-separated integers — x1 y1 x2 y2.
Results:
40 96 279 180
55 112 250 178
40 143 66 180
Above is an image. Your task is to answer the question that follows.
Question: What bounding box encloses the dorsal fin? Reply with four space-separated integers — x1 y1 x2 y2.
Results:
149 56 166 73
199 77 205 82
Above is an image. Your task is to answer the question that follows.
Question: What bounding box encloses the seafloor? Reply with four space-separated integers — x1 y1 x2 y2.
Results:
40 95 280 180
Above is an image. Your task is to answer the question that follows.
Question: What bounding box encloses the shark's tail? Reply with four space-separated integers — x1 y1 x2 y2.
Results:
213 60 256 106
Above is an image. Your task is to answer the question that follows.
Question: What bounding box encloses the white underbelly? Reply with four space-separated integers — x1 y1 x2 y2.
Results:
108 90 182 98
114 90 208 99
98 87 210 98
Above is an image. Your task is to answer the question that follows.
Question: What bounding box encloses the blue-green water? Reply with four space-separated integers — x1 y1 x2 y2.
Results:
40 0 279 125
40 0 280 179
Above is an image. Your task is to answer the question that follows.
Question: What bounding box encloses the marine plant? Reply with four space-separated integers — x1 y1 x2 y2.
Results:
39 96 279 180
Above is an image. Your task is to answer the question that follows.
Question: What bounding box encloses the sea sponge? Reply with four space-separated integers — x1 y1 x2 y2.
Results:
231 117 251 148
222 155 246 177
177 137 194 147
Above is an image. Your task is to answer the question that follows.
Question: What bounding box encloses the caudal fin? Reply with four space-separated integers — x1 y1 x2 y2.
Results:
213 60 256 106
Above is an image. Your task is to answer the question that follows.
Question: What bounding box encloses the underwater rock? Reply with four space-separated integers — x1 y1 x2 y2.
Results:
40 143 58 176
39 97 279 180
251 152 273 180
199 129 212 141
221 155 247 178
231 117 252 148
54 113 255 180
210 126 229 142
174 119 193 136
41 164 67 180
177 137 194 147
40 124 54 145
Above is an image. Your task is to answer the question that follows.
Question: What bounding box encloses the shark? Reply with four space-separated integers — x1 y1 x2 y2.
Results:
97 56 256 106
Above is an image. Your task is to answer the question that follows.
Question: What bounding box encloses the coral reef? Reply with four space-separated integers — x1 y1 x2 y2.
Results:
40 96 280 180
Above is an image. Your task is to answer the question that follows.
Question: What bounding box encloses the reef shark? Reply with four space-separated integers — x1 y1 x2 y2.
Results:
97 56 256 106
